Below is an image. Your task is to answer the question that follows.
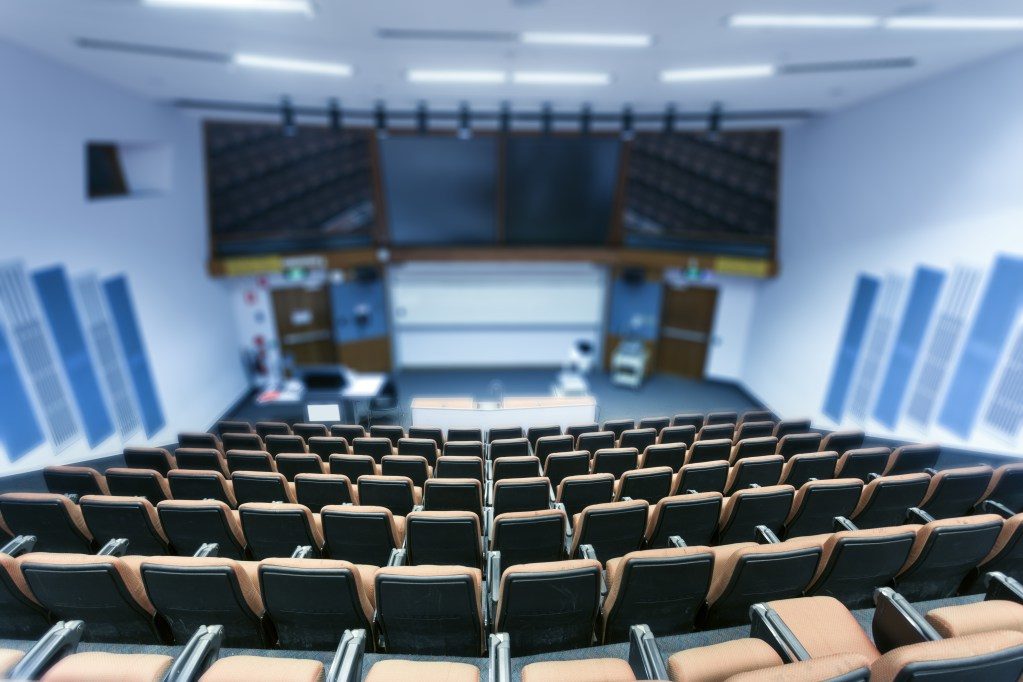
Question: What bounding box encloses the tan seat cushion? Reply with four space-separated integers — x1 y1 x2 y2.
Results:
42 652 173 682
199 656 324 682
522 658 635 682
926 600 1023 638
726 653 873 682
667 638 782 682
870 630 1023 682
0 553 38 604
766 596 879 662
981 513 1023 564
366 660 480 682
0 649 23 676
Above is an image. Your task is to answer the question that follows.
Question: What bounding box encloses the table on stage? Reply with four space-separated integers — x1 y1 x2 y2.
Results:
410 395 597 432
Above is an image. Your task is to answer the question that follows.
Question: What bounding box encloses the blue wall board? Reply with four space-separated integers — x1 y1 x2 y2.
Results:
0 322 44 460
608 278 663 341
939 255 1023 438
33 266 114 447
872 267 946 429
823 274 881 422
331 278 388 343
103 276 164 437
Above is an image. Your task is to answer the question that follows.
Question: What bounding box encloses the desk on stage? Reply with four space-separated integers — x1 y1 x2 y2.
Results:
410 395 597 432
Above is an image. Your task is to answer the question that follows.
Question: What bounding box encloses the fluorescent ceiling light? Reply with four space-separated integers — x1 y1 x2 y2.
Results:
520 32 652 47
142 0 313 14
512 71 611 85
660 64 775 82
233 53 352 76
729 14 880 28
883 16 1023 30
407 69 507 84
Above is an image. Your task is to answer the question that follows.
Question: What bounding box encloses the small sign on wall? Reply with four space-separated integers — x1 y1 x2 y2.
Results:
291 309 313 326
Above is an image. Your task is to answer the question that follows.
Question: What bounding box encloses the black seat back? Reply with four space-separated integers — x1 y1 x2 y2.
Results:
381 455 431 488
178 432 221 452
174 448 227 476
887 444 941 475
328 454 376 482
292 423 328 441
123 447 175 476
105 468 170 504
697 424 735 442
718 485 795 544
920 466 994 519
275 453 324 481
534 435 575 466
406 511 482 569
688 439 732 464
226 450 276 475
671 413 705 430
157 500 246 559
448 428 483 443
724 455 784 495
836 448 892 481
894 515 1004 601
527 425 562 449
443 441 485 458
217 420 253 437
774 419 812 440
782 452 840 488
294 473 355 512
493 478 551 517
820 430 865 455
353 437 393 464
488 427 523 443
255 421 291 438
0 493 93 553
544 452 591 489
491 438 531 460
42 466 107 497
706 411 737 426
731 437 779 463
321 505 401 566
238 503 322 560
408 427 444 449
0 554 51 638
493 456 541 482
423 479 483 519
491 509 566 569
638 417 670 433
232 471 292 505
619 429 657 453
646 493 722 547
358 476 416 516
618 467 673 504
566 423 600 441
264 435 306 457
592 448 639 479
784 479 864 538
577 431 615 456
331 424 366 442
676 461 728 495
642 443 686 472
435 455 484 484
734 421 775 442
80 495 169 555
851 474 930 529
370 425 405 447
806 525 916 608
659 425 696 447
221 433 263 453
397 438 439 466
557 474 615 518
777 433 823 460
307 437 349 462
602 420 634 441
572 500 648 563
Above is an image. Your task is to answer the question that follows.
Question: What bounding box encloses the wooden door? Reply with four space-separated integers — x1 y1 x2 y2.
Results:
656 286 718 378
272 286 337 367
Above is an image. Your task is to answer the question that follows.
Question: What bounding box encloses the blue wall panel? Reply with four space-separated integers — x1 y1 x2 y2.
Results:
608 278 663 341
872 267 946 429
104 276 164 437
33 266 114 447
0 323 44 460
331 278 388 343
824 275 881 422
939 255 1023 438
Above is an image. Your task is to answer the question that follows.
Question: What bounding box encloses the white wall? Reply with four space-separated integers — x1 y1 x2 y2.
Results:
0 40 247 472
704 275 760 382
743 46 1023 453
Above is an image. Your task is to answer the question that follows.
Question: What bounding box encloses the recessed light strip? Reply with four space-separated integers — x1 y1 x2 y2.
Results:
660 64 775 82
520 32 652 47
142 0 313 14
407 70 507 84
729 13 1023 31
233 53 352 76
729 14 879 28
512 71 611 85
883 16 1023 30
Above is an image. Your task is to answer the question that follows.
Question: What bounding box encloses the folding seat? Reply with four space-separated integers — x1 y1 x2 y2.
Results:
893 514 1003 601
177 432 221 452
0 551 51 638
80 495 170 555
923 598 1023 639
566 423 600 441
602 419 634 441
750 596 880 667
321 504 404 566
777 433 823 460
836 447 893 481
980 463 1023 514
358 475 420 517
353 437 395 463
733 420 775 442
198 655 326 681
492 455 541 482
671 413 704 430
375 565 484 655
0 493 93 553
820 429 865 455
601 546 714 642
329 453 378 482
557 473 616 519
423 478 483 519
723 455 784 495
686 438 732 464
490 508 567 569
967 513 1023 591
104 467 171 504
645 492 722 548
488 426 523 443
491 438 531 460
884 443 941 476
435 455 485 484
697 423 735 442
332 424 366 442
140 556 271 647
443 440 485 458
577 430 616 456
157 499 246 559
730 436 778 463
226 449 276 475
21 554 170 643
702 538 822 627
570 499 648 563
780 451 840 488
232 471 296 505
592 448 640 480
849 473 930 529
673 460 729 495
665 638 857 682
658 425 696 447
638 416 670 433
43 466 108 497
774 418 812 440
526 424 561 449
174 448 229 477
405 510 482 569
123 446 175 476
448 427 482 443
519 658 639 682
802 525 919 607
918 465 994 519
617 430 656 455
307 436 350 461
263 434 306 457
492 477 551 517
381 454 431 488
275 453 325 481
370 425 405 447
494 559 601 655
258 558 374 649
543 451 591 488
640 443 685 472
616 467 673 504
397 437 439 466
255 421 291 438
409 426 444 449
534 434 575 465
717 484 796 544
783 478 864 538
706 411 738 426
292 422 328 441
239 502 323 560
294 473 356 512
739 409 776 425
363 660 481 682
221 432 264 454
217 420 253 437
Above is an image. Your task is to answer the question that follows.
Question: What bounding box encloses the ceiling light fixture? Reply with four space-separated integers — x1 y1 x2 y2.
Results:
407 70 506 84
512 71 611 85
142 0 313 14
233 53 352 76
520 32 652 47
729 14 880 28
883 16 1023 30
660 64 775 82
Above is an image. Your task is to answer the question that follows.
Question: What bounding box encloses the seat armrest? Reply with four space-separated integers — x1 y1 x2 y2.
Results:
486 550 502 626
684 489 698 495
981 499 1015 519
412 504 424 513
985 571 1023 606
548 484 556 505
291 545 313 559
489 633 511 682
924 468 938 476
6 620 85 680
325 628 367 682
165 624 224 682
867 472 881 482
749 604 812 662
628 624 668 680
63 493 79 504
97 538 129 556
806 477 818 483
554 503 572 536
872 587 941 652
748 483 761 489
668 535 687 548
578 544 607 598
193 542 220 558
486 479 494 506
386 548 407 566
0 535 37 556
834 516 859 532
484 506 494 540
754 525 781 544
621 496 633 502
905 507 935 525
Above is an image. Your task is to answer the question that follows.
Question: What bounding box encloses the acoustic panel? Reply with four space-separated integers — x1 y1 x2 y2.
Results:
0 320 44 461
823 274 881 422
849 275 905 421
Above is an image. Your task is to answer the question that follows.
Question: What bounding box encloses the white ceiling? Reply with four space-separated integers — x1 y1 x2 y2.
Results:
3 0 1023 123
